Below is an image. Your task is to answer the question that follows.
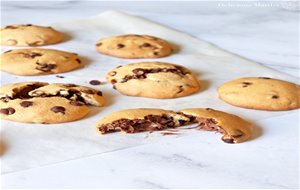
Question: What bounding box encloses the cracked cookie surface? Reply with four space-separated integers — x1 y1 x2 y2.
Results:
0 48 81 76
217 77 300 111
0 82 105 123
106 62 200 99
95 34 173 58
0 24 63 46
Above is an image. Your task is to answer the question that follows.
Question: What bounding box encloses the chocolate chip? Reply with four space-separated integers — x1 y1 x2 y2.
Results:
113 85 117 89
69 101 84 106
178 119 186 125
153 52 159 56
111 79 117 84
96 42 102 46
272 95 279 99
116 65 122 68
24 52 42 58
0 107 15 115
97 91 103 96
82 89 94 94
139 43 151 48
3 50 12 53
177 85 184 93
89 80 101 85
20 101 33 107
242 82 252 87
259 77 271 79
26 24 33 26
72 53 78 55
76 58 81 64
64 83 77 87
205 108 212 111
222 138 234 144
117 44 125 48
51 106 65 114
36 62 56 72
56 75 64 78
5 25 18 29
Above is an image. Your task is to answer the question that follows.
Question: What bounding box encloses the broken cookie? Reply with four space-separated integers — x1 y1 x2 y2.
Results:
106 62 200 99
96 108 253 144
0 82 105 124
0 48 81 76
180 108 253 143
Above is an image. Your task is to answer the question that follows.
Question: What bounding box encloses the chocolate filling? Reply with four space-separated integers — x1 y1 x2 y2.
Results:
98 114 177 134
8 84 46 100
120 66 189 83
0 83 100 106
194 117 244 144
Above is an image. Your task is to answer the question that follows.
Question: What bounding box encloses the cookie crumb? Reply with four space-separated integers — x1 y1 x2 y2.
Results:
89 80 101 85
56 75 64 78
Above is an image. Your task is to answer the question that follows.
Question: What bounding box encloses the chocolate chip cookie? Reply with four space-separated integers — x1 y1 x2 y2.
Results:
180 108 253 143
217 77 300 111
96 108 190 134
96 107 252 143
0 24 63 46
0 48 81 76
95 34 173 58
106 62 200 99
0 82 105 123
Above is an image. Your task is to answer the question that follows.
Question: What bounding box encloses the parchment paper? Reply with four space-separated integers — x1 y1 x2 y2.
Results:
1 11 299 173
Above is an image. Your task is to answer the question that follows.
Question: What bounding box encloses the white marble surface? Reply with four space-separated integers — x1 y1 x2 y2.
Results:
1 1 299 189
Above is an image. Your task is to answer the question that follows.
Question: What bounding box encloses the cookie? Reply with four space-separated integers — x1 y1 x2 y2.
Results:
180 108 253 143
0 48 81 76
217 77 300 111
95 34 173 58
0 82 105 124
96 108 191 134
106 62 200 99
0 24 63 46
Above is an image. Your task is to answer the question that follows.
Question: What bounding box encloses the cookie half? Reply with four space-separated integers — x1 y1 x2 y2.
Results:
217 77 300 111
106 62 200 99
180 108 253 143
0 82 105 124
0 48 81 76
95 34 173 58
0 24 63 46
96 108 191 134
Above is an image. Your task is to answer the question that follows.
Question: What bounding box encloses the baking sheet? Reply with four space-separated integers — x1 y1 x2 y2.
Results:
1 11 299 173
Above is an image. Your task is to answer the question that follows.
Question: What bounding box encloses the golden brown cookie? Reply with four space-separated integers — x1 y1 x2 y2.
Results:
0 24 63 46
106 62 200 99
95 34 173 58
217 77 300 111
180 108 253 143
0 48 81 76
0 82 105 124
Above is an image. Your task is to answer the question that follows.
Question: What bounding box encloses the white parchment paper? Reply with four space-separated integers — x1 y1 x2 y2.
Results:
1 11 299 173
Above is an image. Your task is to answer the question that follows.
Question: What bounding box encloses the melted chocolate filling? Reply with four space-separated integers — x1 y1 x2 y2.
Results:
98 115 177 133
